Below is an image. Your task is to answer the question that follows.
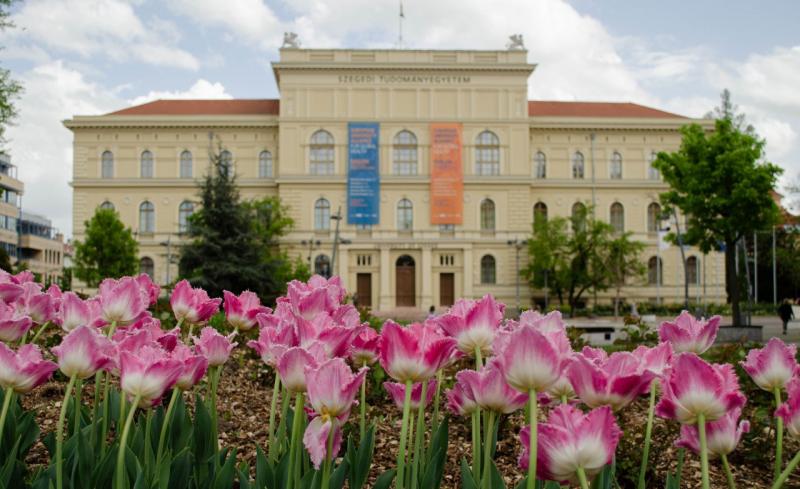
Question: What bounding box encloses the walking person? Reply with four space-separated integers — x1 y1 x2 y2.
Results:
778 298 794 335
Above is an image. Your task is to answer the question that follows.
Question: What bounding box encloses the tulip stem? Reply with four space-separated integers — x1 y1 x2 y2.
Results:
411 380 427 489
100 321 118 455
119 394 126 439
721 453 736 489
560 394 567 404
396 379 413 489
471 410 481 479
576 467 590 489
56 374 77 489
474 348 483 369
144 410 153 473
675 447 685 487
774 387 784 481
637 381 657 489
275 386 291 460
432 370 443 432
115 394 141 489
698 413 710 489
481 411 496 489
287 392 305 489
407 416 415 487
268 374 281 460
528 391 538 489
155 388 180 471
321 423 334 489
772 449 800 489
73 378 83 437
209 366 221 457
0 387 12 449
360 361 367 441
29 321 50 345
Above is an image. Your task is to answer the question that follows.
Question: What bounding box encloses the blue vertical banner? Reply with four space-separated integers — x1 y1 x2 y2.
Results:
347 122 380 225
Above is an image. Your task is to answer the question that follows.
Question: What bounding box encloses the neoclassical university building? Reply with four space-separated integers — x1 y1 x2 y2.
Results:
65 45 725 311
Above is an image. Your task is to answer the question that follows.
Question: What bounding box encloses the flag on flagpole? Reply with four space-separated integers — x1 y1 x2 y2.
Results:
400 1 404 18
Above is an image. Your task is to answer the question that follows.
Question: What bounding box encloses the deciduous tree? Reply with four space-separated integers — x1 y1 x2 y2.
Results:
73 208 139 286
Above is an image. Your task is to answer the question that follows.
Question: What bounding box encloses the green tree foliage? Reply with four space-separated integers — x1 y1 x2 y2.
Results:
0 245 11 272
73 208 139 286
179 147 302 305
606 232 646 317
0 1 23 145
523 205 639 315
654 90 782 325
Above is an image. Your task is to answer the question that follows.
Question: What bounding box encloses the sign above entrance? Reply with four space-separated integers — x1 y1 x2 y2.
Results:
347 122 380 225
430 123 463 225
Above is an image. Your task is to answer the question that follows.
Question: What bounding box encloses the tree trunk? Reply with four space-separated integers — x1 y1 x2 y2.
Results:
614 285 621 319
725 242 741 326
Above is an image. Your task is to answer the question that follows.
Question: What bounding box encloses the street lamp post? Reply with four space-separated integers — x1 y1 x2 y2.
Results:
330 207 351 278
507 238 528 313
300 239 321 268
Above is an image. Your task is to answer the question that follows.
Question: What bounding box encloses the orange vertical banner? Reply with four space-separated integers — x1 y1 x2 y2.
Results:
430 123 463 224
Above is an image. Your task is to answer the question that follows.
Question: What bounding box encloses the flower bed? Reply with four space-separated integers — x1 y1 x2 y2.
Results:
0 271 799 489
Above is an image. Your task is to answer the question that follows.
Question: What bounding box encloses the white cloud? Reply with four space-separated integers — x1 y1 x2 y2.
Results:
168 0 283 49
8 0 200 70
127 79 232 106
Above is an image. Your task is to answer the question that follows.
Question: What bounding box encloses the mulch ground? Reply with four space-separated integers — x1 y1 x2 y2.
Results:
20 346 800 489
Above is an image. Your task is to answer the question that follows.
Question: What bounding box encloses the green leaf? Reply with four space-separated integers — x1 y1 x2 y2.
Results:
421 417 448 489
330 460 349 489
0 437 21 488
590 463 613 489
212 449 238 489
167 448 192 489
372 469 396 489
460 459 479 489
489 459 505 489
254 445 274 489
238 465 252 489
347 424 375 489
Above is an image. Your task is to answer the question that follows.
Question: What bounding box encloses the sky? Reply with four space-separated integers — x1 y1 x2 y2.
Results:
1 0 799 238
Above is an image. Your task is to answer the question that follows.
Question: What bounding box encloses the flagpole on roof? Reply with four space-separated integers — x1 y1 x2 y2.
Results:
398 1 404 48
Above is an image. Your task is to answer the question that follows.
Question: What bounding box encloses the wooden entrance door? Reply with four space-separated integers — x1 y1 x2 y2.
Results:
440 273 455 307
395 255 416 307
356 273 372 308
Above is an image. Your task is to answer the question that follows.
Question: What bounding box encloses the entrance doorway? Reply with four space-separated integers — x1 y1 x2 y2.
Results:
440 273 455 307
395 255 416 307
356 273 372 308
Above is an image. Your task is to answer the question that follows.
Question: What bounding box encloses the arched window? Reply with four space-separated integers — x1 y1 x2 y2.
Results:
178 201 194 234
571 202 587 232
572 152 585 179
180 150 193 178
533 202 548 228
647 202 661 234
648 257 663 285
314 255 331 278
139 257 154 279
259 150 273 178
140 150 154 178
686 256 699 285
99 201 115 211
648 151 661 180
480 255 496 284
610 151 622 179
314 198 330 231
393 130 418 175
101 151 114 178
480 199 495 232
533 151 546 179
139 201 155 233
610 202 625 234
220 150 233 176
310 130 334 175
475 130 500 176
397 199 413 231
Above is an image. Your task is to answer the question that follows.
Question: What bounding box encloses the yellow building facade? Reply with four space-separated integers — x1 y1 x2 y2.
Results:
65 48 725 311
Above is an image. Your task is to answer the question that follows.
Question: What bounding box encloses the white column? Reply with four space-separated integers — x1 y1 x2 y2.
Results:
338 247 349 291
379 247 391 311
421 246 433 309
463 246 474 299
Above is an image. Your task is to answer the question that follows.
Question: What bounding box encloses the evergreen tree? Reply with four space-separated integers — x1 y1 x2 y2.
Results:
179 148 299 304
0 1 23 145
654 90 782 325
73 208 139 286
0 245 11 272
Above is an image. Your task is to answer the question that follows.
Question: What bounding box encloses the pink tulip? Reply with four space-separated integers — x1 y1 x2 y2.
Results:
436 294 504 356
303 357 367 468
446 381 478 416
277 345 324 393
58 292 106 332
658 310 720 354
52 326 115 379
0 302 33 342
170 343 209 390
493 324 570 395
14 282 56 325
676 407 750 457
0 270 33 303
98 277 148 325
566 350 656 411
378 320 457 383
223 290 270 332
193 326 236 367
46 283 63 311
632 342 673 378
119 344 183 407
134 273 160 306
293 312 361 358
0 342 57 394
247 321 296 367
519 404 622 484
455 362 528 414
349 326 381 366
776 378 800 439
170 280 221 325
741 338 799 392
384 380 438 411
286 276 344 319
656 353 746 425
